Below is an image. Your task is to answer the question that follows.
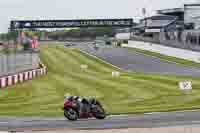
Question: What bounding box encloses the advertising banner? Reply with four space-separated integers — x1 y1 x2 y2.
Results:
11 19 133 29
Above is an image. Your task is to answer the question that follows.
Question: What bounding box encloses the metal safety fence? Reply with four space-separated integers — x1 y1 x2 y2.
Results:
0 51 39 76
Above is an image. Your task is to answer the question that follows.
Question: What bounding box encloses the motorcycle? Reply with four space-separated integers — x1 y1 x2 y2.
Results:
63 96 106 121
93 43 100 51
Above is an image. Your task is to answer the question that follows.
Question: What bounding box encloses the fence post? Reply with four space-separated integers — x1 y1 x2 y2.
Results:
0 54 2 75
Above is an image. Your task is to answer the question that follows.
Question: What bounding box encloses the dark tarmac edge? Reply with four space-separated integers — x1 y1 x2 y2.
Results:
1 110 200 132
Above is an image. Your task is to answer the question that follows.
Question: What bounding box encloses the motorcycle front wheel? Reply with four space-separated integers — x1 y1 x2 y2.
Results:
93 104 106 120
64 108 78 121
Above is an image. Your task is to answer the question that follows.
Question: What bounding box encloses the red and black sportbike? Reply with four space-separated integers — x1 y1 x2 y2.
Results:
63 96 106 121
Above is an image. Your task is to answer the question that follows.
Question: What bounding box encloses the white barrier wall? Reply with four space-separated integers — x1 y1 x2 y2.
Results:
127 40 200 63
115 33 130 40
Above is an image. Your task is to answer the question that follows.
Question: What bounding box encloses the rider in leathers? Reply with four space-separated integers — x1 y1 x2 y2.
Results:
67 96 90 114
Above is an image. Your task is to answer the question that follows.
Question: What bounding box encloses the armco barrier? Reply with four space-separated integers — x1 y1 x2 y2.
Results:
0 65 47 89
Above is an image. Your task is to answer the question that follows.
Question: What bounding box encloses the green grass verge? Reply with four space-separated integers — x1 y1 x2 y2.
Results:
0 44 200 117
127 47 200 68
0 46 3 53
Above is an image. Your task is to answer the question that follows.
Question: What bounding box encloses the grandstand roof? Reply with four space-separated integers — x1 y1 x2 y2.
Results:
157 8 184 14
133 15 177 30
141 15 177 21
144 15 177 28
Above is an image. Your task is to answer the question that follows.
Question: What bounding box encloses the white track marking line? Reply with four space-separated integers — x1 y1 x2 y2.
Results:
108 114 130 118
109 109 200 118
79 49 122 71
0 122 9 124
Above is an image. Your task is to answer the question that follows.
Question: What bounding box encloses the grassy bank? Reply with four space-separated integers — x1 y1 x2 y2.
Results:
0 44 200 117
0 46 3 53
128 47 200 68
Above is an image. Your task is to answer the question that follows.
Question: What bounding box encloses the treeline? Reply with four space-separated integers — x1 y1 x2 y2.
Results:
0 31 42 41
0 31 18 41
48 27 115 40
0 27 116 41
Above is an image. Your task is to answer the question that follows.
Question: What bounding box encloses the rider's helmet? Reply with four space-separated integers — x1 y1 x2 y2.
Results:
73 96 80 101
89 98 96 104
68 96 74 101
81 98 89 104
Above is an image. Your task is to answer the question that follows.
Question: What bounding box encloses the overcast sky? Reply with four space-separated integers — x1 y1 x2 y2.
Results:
0 0 197 33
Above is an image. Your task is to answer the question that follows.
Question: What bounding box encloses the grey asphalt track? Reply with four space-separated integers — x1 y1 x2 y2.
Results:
0 111 200 131
67 42 200 77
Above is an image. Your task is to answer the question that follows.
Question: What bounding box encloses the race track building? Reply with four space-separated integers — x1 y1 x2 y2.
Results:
157 8 184 22
132 3 200 51
157 4 200 30
133 15 178 40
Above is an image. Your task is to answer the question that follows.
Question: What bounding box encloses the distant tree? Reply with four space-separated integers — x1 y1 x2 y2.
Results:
0 33 7 41
48 27 116 40
9 31 18 40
